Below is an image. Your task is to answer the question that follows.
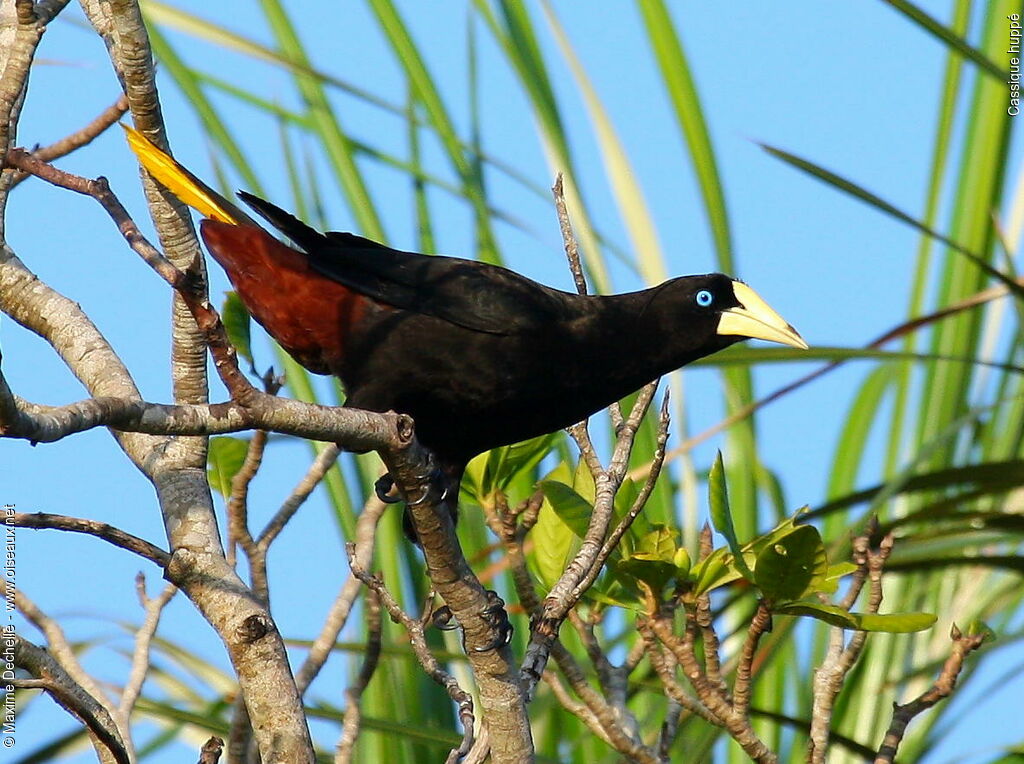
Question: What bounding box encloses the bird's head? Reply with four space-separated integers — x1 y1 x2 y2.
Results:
674 274 807 350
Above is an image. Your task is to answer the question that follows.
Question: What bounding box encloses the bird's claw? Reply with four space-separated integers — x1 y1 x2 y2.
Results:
376 468 450 507
476 590 514 651
374 474 403 504
429 591 513 652
431 605 458 631
406 466 451 508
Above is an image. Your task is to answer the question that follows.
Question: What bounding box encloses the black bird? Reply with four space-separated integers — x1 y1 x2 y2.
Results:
125 126 808 521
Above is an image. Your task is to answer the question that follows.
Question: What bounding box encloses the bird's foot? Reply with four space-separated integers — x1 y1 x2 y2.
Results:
478 590 514 651
406 466 451 507
430 604 458 631
374 473 403 504
375 468 451 507
430 590 513 653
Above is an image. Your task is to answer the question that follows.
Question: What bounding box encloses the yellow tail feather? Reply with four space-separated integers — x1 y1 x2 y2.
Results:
122 124 240 225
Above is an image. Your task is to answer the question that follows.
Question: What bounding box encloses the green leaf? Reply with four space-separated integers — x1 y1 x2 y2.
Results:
760 142 1024 303
207 436 250 498
572 458 596 504
530 495 578 592
881 0 1008 81
587 573 643 611
617 557 677 591
964 620 996 642
221 292 253 367
774 601 937 633
692 546 743 595
539 480 593 539
708 451 755 581
258 0 385 239
617 525 680 591
530 464 583 591
464 435 557 503
366 0 502 263
635 524 678 560
754 525 826 602
636 0 734 273
486 433 557 493
824 562 860 589
542 0 668 285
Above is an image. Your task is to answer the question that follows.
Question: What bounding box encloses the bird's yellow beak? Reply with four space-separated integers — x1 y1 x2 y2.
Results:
717 281 808 350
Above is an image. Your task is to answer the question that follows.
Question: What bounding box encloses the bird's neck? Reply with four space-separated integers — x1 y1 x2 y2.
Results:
572 283 730 398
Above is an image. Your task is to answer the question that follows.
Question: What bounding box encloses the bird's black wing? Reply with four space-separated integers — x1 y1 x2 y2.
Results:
237 191 575 335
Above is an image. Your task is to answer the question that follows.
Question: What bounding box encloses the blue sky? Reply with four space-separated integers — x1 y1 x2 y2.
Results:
3 1 1022 761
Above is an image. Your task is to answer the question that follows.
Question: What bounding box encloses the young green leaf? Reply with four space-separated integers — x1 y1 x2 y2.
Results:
221 292 253 367
207 436 250 498
692 546 743 595
617 525 681 591
540 480 593 539
485 432 557 494
673 547 691 580
530 492 580 591
708 451 755 581
617 556 677 592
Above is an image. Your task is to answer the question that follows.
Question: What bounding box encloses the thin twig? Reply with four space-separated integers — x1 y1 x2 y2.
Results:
119 575 176 717
732 600 772 717
0 379 416 448
347 547 475 762
573 390 671 598
549 641 658 764
7 511 169 566
335 589 382 764
542 670 615 747
258 444 340 548
873 625 986 764
564 382 659 608
552 174 627 434
551 174 587 296
8 93 129 189
640 626 718 726
4 579 114 709
808 526 893 763
645 611 776 763
226 430 267 571
295 496 386 696
567 610 616 695
3 148 257 401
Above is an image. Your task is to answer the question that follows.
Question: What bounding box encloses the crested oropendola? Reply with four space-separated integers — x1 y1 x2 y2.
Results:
124 126 808 534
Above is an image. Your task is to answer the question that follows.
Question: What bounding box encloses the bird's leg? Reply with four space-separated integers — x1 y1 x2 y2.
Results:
429 591 513 653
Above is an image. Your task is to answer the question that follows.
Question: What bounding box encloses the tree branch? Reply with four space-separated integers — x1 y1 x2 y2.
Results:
294 495 385 696
120 575 177 717
7 511 170 566
334 589 382 764
809 524 893 763
7 93 129 188
15 636 130 764
347 548 476 763
873 625 986 764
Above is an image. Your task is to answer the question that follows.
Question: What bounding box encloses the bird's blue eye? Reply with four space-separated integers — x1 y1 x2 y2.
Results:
695 289 713 307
